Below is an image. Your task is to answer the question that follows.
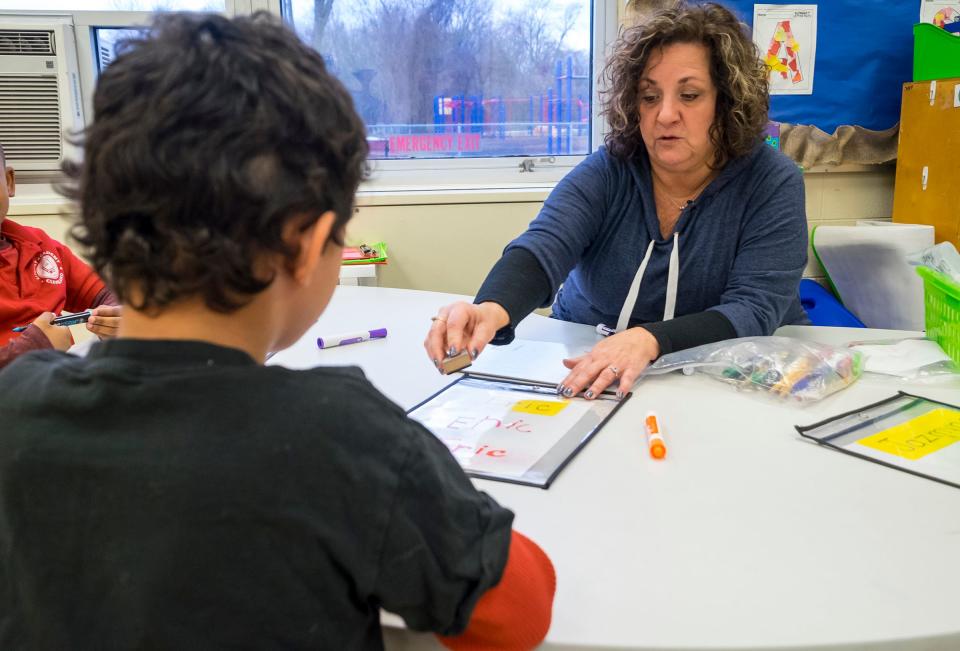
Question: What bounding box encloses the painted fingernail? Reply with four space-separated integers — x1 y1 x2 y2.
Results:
584 390 595 399
556 384 564 395
562 386 574 397
616 390 624 400
432 358 440 369
447 346 457 357
471 348 479 359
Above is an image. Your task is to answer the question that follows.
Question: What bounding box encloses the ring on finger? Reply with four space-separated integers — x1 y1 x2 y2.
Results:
606 365 620 378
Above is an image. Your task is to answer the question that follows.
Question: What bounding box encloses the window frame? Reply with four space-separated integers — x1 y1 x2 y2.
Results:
73 11 152 121
3 7 252 124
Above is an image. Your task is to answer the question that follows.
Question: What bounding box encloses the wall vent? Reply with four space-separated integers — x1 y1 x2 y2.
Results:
0 75 61 162
0 29 54 56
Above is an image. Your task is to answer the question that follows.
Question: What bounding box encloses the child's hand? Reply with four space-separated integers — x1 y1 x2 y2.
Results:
87 305 122 339
32 312 73 351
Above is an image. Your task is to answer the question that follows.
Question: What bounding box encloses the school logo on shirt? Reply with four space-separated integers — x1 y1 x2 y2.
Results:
34 251 64 285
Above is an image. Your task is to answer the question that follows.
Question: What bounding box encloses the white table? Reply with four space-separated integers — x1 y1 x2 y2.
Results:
270 286 960 651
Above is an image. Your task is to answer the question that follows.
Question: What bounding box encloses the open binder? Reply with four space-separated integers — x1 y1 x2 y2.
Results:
796 391 960 490
408 373 628 489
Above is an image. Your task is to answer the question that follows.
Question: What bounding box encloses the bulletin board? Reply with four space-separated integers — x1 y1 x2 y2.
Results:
722 1 917 133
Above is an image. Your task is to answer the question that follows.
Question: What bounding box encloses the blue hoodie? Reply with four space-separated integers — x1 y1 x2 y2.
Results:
506 142 809 335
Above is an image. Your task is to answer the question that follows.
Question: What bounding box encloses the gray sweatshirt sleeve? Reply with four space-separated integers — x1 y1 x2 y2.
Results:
503 149 612 297
709 162 808 336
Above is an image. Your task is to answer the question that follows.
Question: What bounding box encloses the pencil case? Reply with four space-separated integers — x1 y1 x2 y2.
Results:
642 336 864 403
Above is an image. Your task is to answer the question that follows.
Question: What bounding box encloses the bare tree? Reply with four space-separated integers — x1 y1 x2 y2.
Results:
311 0 335 50
317 0 589 127
503 0 582 79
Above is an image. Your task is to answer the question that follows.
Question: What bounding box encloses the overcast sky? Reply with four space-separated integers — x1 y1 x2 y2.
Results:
0 0 591 50
315 0 590 50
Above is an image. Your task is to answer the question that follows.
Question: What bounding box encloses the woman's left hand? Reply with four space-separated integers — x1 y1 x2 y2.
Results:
559 327 660 399
86 305 122 339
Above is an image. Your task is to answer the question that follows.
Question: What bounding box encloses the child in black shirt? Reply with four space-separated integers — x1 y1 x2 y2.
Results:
0 12 554 651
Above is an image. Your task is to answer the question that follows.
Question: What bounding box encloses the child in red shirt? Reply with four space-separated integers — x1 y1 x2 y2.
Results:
0 143 121 369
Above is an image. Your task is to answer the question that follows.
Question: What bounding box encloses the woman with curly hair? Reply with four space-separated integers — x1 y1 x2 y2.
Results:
425 1 808 399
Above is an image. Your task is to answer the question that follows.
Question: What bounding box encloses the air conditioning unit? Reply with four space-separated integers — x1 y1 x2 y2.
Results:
0 15 84 173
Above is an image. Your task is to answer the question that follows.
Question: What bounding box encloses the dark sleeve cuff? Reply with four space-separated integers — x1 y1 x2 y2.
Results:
92 287 119 307
639 310 737 357
474 248 552 346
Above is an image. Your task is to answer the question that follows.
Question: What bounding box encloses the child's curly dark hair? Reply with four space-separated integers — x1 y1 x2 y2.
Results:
63 11 368 314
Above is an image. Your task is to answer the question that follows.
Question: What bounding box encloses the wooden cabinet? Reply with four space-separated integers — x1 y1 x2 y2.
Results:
893 77 960 246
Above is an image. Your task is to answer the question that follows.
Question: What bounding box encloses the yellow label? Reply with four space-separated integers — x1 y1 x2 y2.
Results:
512 399 568 416
858 408 960 460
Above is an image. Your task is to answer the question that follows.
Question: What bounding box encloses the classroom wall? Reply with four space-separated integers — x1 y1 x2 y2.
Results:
347 200 538 296
801 166 896 280
9 165 895 298
347 165 896 295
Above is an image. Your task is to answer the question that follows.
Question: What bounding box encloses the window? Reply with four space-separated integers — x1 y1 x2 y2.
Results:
0 1 223 9
0 0 615 186
283 0 599 170
91 28 140 71
0 3 243 176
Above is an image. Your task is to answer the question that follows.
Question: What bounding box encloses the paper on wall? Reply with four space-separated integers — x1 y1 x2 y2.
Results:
753 4 818 95
920 0 960 28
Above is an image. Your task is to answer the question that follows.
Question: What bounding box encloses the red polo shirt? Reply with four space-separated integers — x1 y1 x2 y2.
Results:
0 219 107 347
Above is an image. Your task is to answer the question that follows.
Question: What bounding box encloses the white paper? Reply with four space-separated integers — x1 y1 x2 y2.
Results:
753 4 817 95
812 223 935 330
66 339 96 357
851 339 951 376
410 382 596 478
920 0 960 28
467 339 593 386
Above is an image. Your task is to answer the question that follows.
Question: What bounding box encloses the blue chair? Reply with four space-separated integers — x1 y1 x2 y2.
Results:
800 278 866 327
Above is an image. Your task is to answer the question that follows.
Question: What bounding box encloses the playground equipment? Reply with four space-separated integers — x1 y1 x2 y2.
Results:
432 55 589 156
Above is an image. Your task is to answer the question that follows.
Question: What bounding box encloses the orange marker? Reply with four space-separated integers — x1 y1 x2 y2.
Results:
644 412 667 460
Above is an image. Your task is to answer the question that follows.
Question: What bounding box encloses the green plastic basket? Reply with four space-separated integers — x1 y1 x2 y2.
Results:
916 266 960 363
914 23 960 81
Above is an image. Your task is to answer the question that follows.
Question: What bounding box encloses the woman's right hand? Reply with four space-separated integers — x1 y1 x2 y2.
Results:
423 301 510 373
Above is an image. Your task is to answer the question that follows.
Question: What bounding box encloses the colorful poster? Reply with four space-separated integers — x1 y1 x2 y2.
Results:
753 5 818 96
920 0 960 29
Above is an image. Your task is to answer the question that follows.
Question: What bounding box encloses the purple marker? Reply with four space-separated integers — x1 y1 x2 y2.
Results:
317 328 388 349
